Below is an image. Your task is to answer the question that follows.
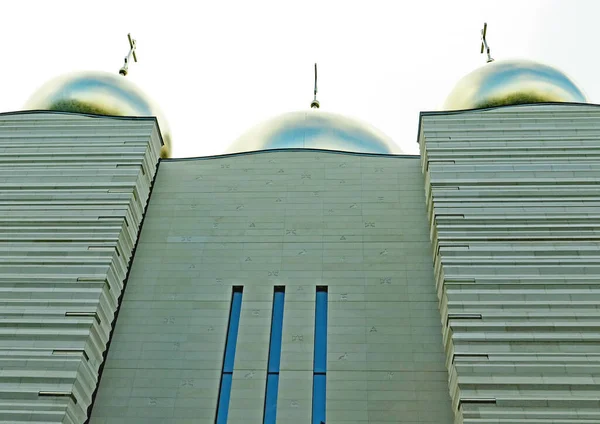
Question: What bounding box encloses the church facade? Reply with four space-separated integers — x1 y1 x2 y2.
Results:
1 102 599 423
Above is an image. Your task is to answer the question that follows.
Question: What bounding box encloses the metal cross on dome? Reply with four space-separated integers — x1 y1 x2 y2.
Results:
119 33 138 76
311 63 320 109
480 23 494 63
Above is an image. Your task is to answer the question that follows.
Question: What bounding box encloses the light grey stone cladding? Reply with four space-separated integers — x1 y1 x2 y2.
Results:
419 104 600 424
90 150 453 424
0 112 161 423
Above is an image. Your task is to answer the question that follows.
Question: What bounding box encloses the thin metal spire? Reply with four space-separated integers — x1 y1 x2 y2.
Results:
119 33 138 76
480 23 494 63
311 63 320 109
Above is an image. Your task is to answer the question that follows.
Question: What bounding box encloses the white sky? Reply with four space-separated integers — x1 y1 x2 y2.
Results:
0 0 598 157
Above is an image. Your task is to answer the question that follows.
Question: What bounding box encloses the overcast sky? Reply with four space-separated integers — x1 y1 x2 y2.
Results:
0 0 597 157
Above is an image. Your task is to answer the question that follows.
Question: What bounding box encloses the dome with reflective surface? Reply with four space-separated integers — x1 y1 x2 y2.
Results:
444 59 587 110
24 71 172 158
226 110 401 154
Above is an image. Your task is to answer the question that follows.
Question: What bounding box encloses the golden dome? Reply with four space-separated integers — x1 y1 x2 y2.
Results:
444 59 587 110
226 110 401 154
24 71 172 158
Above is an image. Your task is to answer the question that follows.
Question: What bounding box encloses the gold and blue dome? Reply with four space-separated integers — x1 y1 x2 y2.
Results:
24 71 172 158
226 110 401 155
444 59 587 110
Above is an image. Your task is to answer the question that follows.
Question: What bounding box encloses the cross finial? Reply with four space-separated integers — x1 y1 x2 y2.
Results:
480 23 494 63
119 33 138 76
311 63 320 109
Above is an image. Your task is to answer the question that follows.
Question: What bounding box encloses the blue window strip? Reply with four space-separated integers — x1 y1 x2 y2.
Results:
263 374 280 424
215 287 243 424
263 287 285 424
312 373 326 424
223 290 243 373
267 290 285 373
312 287 328 424
216 373 233 424
314 288 328 373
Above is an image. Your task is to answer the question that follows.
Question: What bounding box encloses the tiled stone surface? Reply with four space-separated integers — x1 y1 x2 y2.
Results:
91 150 453 423
420 104 600 424
0 112 161 423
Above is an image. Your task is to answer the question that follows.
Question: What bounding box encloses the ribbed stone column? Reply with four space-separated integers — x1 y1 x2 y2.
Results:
421 104 600 424
0 111 162 423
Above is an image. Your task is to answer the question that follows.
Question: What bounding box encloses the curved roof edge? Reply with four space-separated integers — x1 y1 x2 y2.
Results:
161 147 420 162
416 101 600 144
0 109 165 147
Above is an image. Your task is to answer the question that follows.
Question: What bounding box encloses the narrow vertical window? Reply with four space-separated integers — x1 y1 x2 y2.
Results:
263 286 285 424
215 286 243 424
312 286 328 424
